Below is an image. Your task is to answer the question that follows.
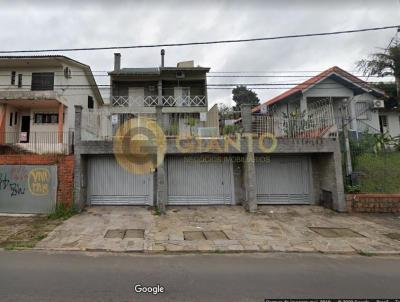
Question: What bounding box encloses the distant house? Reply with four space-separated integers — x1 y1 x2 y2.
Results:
253 66 400 139
0 55 103 153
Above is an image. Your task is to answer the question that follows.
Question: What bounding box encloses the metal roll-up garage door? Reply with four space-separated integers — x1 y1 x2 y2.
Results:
255 155 312 204
88 155 153 205
167 156 234 205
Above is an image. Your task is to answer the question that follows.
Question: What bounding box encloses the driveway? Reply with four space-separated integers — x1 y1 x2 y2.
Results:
36 206 400 254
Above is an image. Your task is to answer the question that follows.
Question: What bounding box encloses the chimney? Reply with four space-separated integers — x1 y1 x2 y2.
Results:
114 53 121 71
161 49 165 67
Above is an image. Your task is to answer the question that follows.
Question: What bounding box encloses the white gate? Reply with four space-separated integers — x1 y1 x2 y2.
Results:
255 156 312 204
88 155 153 205
167 156 234 205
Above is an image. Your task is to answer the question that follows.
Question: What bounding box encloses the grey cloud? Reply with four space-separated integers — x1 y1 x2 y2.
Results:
0 0 399 106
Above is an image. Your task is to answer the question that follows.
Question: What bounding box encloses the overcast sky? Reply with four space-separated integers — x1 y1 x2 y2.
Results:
1 0 399 107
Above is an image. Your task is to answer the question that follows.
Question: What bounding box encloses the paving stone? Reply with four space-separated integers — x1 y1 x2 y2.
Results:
36 205 400 254
183 231 206 241
203 231 228 240
309 227 364 238
124 229 144 239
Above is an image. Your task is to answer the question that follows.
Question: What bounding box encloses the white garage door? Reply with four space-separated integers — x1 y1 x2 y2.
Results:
88 155 153 205
255 156 312 204
167 157 234 205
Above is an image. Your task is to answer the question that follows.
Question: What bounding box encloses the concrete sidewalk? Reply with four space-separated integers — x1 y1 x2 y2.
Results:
36 206 400 255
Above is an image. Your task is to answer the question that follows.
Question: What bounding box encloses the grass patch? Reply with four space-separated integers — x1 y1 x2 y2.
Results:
0 216 63 250
48 203 78 220
353 152 400 193
4 241 36 250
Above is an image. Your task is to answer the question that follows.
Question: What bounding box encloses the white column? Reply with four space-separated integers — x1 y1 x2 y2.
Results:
300 95 307 114
349 98 358 133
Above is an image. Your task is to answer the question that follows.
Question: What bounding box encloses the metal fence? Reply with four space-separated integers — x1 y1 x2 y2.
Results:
0 130 74 154
251 115 337 138
343 132 400 193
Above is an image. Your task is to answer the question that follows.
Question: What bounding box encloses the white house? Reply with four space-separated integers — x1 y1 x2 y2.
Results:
253 66 400 139
0 55 103 153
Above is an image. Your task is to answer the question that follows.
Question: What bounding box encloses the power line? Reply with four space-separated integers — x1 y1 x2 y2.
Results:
0 25 399 53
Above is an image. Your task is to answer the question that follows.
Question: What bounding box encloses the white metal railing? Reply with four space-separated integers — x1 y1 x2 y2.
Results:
252 115 337 138
111 95 206 107
0 131 73 154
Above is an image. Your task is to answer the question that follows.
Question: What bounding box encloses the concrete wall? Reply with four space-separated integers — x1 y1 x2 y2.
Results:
0 154 74 207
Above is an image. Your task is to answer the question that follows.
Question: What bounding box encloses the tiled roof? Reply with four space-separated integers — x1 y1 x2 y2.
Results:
252 66 385 113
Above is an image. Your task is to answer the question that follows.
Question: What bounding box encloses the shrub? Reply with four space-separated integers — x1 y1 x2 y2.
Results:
48 203 78 220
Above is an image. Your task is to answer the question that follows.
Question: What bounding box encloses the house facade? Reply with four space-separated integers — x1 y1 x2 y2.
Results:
72 52 345 213
253 66 400 139
109 52 211 136
0 56 103 154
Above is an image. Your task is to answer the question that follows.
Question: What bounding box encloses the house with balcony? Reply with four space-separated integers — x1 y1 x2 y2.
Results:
0 55 103 154
252 66 400 139
106 51 213 138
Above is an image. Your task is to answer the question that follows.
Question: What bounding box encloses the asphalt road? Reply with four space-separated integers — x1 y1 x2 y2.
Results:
0 251 399 302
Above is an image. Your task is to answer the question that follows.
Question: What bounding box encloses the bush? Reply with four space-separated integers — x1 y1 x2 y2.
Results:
223 124 241 136
353 152 400 193
48 203 78 220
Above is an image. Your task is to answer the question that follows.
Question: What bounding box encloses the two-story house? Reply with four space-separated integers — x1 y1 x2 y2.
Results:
108 51 211 137
253 66 400 139
0 55 103 153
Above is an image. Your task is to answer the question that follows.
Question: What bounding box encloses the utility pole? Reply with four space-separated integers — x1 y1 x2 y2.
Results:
341 98 353 176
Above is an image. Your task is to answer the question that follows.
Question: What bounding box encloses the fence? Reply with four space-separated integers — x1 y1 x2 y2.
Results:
344 132 400 194
252 98 337 138
251 115 337 138
81 109 218 140
0 130 74 154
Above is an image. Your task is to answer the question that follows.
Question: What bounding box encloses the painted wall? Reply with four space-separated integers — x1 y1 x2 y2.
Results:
384 111 400 137
0 164 57 213
0 62 102 132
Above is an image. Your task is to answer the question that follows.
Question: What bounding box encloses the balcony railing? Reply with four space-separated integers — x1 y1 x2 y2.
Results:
111 95 207 107
0 131 74 154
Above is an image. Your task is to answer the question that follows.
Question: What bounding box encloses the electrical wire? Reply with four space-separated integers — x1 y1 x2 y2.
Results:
0 25 398 53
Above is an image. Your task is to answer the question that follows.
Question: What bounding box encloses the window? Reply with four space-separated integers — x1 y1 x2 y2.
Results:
31 73 54 91
379 115 388 133
355 102 369 120
88 96 94 109
11 71 16 85
18 74 22 88
34 113 59 124
9 113 13 127
14 112 18 125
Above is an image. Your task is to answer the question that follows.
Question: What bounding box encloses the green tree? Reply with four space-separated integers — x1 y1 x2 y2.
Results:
356 43 400 97
231 85 260 111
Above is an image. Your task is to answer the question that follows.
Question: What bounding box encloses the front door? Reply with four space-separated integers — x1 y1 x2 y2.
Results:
20 116 30 143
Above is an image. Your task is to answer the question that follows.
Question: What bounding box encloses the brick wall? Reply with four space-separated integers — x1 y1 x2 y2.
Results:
346 194 400 213
0 154 74 206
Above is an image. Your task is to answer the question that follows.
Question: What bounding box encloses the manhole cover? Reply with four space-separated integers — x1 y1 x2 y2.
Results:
125 229 144 239
183 231 206 241
309 227 364 238
385 233 400 241
203 231 228 240
104 229 125 239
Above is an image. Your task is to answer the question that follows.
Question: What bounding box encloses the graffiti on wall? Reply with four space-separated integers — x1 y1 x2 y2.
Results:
0 165 57 214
